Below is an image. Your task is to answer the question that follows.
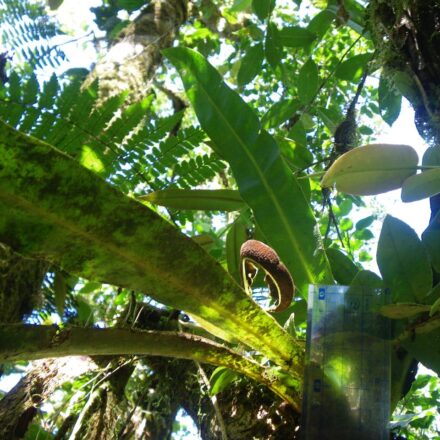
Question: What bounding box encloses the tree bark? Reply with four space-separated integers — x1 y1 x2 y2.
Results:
86 0 188 102
0 357 94 439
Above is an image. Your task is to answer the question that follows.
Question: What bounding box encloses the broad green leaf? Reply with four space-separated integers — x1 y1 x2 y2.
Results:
316 107 340 133
0 120 303 374
265 23 283 67
297 59 319 104
379 303 431 319
326 248 359 285
278 26 316 48
164 47 334 295
355 215 375 230
350 270 383 288
287 120 307 147
226 218 248 283
48 0 64 10
252 0 275 20
378 74 402 126
392 71 419 103
237 44 265 86
402 328 440 376
321 144 419 195
422 210 440 274
117 0 144 11
401 169 440 202
140 189 246 211
422 145 440 167
209 366 241 395
377 216 432 303
307 9 335 39
327 0 367 36
262 99 300 129
335 53 373 82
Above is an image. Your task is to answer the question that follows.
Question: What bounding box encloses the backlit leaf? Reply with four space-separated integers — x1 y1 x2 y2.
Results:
252 0 275 20
298 59 319 104
278 26 316 48
401 168 440 202
335 53 373 82
377 215 432 303
321 144 418 195
379 73 402 126
237 44 264 86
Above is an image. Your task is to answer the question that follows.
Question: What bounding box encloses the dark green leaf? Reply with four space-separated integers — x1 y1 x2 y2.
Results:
237 44 264 86
401 169 440 202
379 74 402 126
402 328 440 376
262 99 300 129
393 71 419 103
164 47 334 295
252 0 275 20
307 9 335 39
48 0 64 10
422 145 440 167
54 270 67 316
335 53 373 82
118 0 144 11
278 26 316 48
326 248 359 285
141 189 246 211
264 23 283 67
422 210 440 274
288 120 307 147
353 228 374 240
355 215 375 230
297 59 319 104
377 215 432 302
350 270 383 288
316 106 342 133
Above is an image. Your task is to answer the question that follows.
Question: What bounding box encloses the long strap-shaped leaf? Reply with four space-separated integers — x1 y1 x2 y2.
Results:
164 47 334 294
0 120 302 376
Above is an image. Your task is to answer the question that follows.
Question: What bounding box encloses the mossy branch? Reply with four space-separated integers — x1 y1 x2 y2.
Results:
0 324 301 411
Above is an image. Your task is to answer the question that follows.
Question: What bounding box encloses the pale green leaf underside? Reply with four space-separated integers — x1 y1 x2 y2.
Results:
321 143 418 195
401 168 440 202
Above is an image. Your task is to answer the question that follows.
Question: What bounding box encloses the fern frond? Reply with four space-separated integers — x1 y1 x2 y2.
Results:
0 0 66 70
0 73 226 196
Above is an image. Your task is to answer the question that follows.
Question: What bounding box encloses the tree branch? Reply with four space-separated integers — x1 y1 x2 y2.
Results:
0 324 301 411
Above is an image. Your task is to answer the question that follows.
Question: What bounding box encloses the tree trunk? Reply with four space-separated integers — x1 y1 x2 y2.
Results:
86 0 188 102
0 357 94 439
0 243 47 323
